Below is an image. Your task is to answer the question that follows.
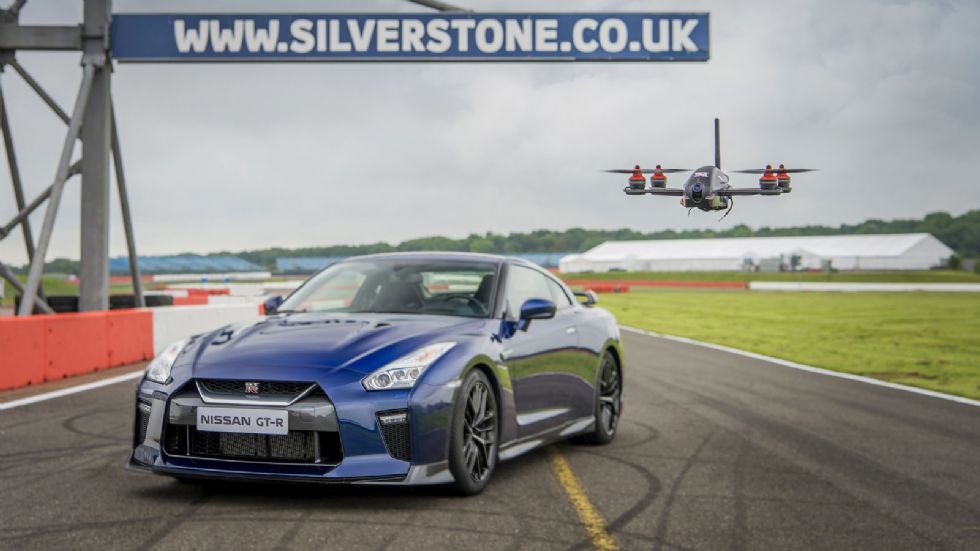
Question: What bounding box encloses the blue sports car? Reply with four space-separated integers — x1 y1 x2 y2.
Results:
129 253 624 495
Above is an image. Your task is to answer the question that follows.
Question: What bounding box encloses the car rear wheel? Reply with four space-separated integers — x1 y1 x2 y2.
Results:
576 351 622 445
448 369 498 496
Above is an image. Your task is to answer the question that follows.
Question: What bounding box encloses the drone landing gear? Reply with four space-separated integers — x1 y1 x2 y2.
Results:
719 197 735 221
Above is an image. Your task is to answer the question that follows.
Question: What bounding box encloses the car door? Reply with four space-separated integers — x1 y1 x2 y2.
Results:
502 264 579 437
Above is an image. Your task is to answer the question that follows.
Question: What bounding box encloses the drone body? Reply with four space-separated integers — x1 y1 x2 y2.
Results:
606 119 817 217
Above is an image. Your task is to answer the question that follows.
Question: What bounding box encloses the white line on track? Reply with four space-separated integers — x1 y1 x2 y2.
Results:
621 325 980 408
0 371 143 411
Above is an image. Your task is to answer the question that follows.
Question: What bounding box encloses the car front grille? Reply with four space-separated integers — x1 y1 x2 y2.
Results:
378 410 411 461
162 381 343 465
194 428 315 461
197 379 314 397
163 425 343 464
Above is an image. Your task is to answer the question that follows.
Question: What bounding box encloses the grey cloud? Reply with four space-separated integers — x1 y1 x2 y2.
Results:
1 0 978 266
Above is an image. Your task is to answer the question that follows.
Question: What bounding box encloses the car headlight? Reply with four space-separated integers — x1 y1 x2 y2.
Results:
145 338 190 384
362 342 456 391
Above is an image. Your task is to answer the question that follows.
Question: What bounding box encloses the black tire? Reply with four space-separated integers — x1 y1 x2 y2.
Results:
448 369 499 496
576 351 622 445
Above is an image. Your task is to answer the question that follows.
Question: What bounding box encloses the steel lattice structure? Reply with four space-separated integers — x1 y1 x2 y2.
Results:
1 0 145 314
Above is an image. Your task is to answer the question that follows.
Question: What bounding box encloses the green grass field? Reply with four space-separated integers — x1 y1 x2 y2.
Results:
2 277 135 308
561 270 980 283
599 289 980 400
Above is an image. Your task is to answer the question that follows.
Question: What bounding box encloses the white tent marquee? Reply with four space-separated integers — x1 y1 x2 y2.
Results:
559 234 954 273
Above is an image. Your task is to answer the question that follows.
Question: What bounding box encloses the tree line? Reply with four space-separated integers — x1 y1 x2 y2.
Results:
20 210 980 274
225 210 980 269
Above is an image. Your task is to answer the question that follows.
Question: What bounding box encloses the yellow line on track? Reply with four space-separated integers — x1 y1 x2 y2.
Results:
548 446 620 551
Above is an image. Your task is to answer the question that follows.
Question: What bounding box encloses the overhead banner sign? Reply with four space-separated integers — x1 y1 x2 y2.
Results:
111 13 709 62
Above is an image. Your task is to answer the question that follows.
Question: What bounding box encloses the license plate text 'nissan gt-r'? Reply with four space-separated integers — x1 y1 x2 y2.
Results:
129 253 624 495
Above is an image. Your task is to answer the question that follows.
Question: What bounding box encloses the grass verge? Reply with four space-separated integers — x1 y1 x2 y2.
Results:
2 277 135 307
599 289 980 401
561 270 980 283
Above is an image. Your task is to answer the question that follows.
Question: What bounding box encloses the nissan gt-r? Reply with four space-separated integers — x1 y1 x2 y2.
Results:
128 252 624 495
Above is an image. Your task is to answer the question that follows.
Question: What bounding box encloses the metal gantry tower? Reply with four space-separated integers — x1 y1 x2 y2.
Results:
0 0 144 315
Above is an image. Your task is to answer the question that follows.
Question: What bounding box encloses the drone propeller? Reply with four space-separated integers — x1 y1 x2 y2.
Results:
604 166 690 174
734 167 818 174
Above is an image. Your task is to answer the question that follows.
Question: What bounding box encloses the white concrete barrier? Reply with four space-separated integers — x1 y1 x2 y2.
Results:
263 280 303 295
152 272 272 283
749 282 980 293
207 294 263 305
146 289 188 298
223 284 265 297
151 303 262 353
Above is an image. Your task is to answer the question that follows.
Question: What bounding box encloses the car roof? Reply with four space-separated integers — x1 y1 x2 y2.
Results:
342 251 507 264
340 251 544 270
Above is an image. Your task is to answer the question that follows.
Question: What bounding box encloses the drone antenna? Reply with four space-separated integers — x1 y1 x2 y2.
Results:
714 118 721 169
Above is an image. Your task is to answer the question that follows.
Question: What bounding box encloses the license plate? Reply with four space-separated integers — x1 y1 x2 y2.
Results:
197 407 288 435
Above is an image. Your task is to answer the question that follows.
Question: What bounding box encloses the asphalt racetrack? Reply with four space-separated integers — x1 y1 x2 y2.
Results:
1 331 979 550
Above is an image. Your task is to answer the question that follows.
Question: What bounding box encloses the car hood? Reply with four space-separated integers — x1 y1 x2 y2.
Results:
184 312 488 377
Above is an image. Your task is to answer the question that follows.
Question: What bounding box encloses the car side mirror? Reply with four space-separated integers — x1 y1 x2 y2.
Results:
263 295 284 315
518 298 556 331
572 291 599 307
573 290 598 307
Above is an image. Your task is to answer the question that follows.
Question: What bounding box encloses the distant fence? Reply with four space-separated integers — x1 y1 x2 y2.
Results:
108 255 264 274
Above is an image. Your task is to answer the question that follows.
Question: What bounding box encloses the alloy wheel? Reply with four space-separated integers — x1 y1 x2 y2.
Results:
461 380 496 482
597 354 622 436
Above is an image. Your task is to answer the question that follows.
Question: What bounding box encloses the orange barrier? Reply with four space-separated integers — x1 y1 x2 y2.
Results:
582 284 630 294
173 295 208 306
106 309 154 368
0 310 153 391
46 312 109 380
0 316 46 389
186 288 231 296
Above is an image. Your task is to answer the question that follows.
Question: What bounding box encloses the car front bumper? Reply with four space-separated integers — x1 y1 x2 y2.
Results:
128 375 458 485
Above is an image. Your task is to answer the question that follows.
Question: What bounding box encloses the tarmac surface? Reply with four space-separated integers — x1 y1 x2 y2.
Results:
1 330 979 550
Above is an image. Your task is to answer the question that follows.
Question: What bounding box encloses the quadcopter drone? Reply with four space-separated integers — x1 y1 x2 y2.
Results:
605 119 818 219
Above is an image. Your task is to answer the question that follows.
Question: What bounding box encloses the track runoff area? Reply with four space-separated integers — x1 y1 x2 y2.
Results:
2 330 978 550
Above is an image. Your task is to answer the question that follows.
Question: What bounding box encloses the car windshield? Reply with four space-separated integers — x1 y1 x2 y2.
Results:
278 259 499 318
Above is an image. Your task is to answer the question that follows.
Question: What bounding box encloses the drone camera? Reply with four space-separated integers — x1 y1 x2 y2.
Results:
691 183 704 203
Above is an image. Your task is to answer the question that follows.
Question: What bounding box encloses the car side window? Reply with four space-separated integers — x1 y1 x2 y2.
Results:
546 278 574 309
506 265 553 319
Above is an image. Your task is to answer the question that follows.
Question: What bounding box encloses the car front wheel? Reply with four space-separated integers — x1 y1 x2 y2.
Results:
448 369 498 496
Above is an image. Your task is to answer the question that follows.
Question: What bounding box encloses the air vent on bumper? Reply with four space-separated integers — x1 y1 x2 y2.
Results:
377 410 411 461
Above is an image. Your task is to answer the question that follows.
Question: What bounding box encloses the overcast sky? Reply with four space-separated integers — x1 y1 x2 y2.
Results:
1 0 978 264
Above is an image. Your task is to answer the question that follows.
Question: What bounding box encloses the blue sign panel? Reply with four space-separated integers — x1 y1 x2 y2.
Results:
111 13 709 62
